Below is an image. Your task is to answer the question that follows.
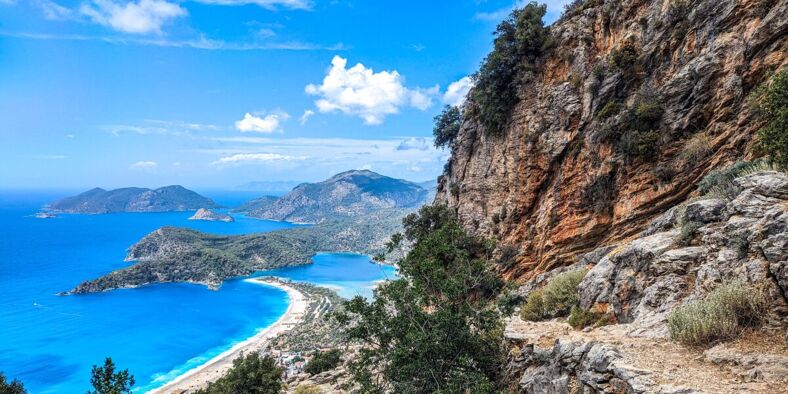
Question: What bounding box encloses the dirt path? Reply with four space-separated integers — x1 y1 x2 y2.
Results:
505 317 787 393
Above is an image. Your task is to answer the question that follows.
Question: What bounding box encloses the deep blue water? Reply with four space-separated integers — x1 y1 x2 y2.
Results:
0 190 395 393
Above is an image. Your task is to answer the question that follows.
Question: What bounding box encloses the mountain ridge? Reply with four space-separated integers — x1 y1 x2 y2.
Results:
50 185 218 214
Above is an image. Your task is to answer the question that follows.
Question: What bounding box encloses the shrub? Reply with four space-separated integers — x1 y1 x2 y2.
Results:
542 269 587 316
433 105 462 148
608 39 639 73
520 288 546 321
304 349 342 375
651 164 676 183
697 159 779 199
668 282 768 346
597 101 623 119
0 372 26 394
294 385 323 394
197 353 282 394
752 68 788 168
567 306 602 329
472 2 551 135
522 270 588 322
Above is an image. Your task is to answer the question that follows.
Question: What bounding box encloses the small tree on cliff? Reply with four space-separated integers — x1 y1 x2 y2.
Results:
472 2 550 135
433 105 462 148
752 68 788 168
335 205 505 393
87 358 134 394
196 352 282 394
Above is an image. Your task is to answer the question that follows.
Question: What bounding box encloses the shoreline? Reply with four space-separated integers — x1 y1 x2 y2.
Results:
148 278 308 394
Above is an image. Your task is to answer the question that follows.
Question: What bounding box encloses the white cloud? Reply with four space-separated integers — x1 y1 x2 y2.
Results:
203 136 448 180
211 153 309 166
130 160 158 170
305 56 437 125
235 111 289 133
443 76 474 107
299 109 315 125
396 137 430 151
191 0 311 10
35 0 75 20
0 30 347 51
80 0 187 34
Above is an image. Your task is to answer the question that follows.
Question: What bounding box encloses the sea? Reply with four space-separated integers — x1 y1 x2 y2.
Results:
0 190 397 393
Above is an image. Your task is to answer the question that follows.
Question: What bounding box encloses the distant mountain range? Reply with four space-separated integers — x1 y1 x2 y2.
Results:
237 170 430 223
49 186 218 214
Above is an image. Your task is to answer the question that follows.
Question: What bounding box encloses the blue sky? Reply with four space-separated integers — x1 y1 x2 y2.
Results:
0 0 569 189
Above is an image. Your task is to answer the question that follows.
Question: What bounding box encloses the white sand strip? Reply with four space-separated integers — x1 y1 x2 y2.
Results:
148 279 307 394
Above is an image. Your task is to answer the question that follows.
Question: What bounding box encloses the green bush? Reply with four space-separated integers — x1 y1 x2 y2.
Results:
0 372 26 394
753 68 788 168
522 269 588 321
567 306 602 329
472 2 550 135
197 353 282 394
668 282 768 346
520 288 546 321
433 105 462 148
304 349 342 375
608 39 639 73
597 101 623 119
697 159 779 199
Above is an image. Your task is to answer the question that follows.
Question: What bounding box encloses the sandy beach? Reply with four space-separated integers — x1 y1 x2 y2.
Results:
149 279 308 394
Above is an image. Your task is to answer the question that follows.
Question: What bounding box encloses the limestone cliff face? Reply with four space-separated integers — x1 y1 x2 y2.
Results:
436 0 788 281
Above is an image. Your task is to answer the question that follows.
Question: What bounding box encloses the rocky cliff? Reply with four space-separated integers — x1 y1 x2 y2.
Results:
436 0 787 282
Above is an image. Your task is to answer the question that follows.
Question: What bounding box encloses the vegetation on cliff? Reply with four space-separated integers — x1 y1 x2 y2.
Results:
88 358 135 394
336 205 506 392
752 68 788 168
470 2 551 135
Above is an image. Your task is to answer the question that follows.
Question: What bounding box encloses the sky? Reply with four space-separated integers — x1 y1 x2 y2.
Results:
0 0 569 189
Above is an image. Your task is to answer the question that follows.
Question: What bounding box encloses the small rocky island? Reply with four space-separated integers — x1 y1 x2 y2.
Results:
34 211 57 219
49 185 218 214
189 208 234 222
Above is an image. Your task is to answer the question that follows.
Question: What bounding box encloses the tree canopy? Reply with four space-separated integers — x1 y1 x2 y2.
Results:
196 352 282 394
0 372 26 394
87 358 134 394
336 204 505 393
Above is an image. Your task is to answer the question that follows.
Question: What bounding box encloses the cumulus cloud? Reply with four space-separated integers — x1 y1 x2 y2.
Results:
211 153 309 166
191 0 311 10
80 0 186 34
443 76 474 107
130 160 158 170
305 56 437 125
234 111 289 133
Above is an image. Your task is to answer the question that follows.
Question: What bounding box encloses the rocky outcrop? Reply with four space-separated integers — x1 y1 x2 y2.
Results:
50 185 218 214
188 208 234 222
436 0 788 282
505 172 788 393
247 170 428 223
578 172 788 336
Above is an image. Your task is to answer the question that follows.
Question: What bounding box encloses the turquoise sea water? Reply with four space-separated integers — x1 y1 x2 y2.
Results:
0 190 395 393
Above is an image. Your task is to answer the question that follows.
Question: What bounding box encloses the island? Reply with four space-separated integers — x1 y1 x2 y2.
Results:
48 185 218 214
238 170 429 223
189 208 234 222
65 208 409 294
